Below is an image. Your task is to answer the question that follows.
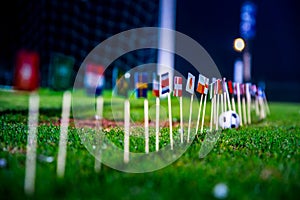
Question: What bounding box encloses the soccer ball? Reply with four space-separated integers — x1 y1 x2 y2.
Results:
218 110 240 129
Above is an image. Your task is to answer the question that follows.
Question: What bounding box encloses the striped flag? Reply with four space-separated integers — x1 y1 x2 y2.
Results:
185 72 195 94
173 76 182 97
152 73 159 97
135 72 148 98
161 72 170 95
196 74 206 94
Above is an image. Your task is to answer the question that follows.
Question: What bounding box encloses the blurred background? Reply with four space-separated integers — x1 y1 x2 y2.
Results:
0 0 299 102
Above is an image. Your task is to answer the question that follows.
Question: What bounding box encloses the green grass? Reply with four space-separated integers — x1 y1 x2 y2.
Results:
0 88 299 199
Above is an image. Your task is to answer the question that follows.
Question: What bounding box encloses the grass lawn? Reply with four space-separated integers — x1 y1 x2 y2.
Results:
0 88 299 199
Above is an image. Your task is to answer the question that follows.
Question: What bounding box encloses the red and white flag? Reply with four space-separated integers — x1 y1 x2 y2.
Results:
173 76 182 97
196 74 206 94
152 73 159 97
185 72 195 95
204 77 209 95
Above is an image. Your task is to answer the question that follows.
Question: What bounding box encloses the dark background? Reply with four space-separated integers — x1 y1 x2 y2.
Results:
0 0 299 102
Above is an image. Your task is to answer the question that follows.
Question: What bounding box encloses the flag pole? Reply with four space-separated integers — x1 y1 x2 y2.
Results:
94 95 103 173
242 95 247 125
187 93 194 142
216 93 220 130
57 91 71 178
179 96 183 143
237 83 243 126
168 92 173 149
195 94 203 135
155 97 160 151
209 82 214 132
124 99 130 163
144 99 149 153
200 93 207 133
246 84 251 125
24 92 39 195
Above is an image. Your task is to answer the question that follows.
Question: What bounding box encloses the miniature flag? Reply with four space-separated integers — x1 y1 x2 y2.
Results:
186 72 195 94
250 84 257 97
227 80 234 96
84 63 105 96
116 75 130 98
135 72 148 98
161 72 170 94
204 77 209 95
196 74 206 94
173 76 183 97
240 83 246 96
152 73 160 97
233 82 238 95
217 79 223 94
222 78 228 93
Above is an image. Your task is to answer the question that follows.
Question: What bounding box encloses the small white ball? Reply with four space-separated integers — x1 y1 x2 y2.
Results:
213 183 228 199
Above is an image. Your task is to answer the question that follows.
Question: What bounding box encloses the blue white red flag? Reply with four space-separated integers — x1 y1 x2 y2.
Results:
161 72 170 95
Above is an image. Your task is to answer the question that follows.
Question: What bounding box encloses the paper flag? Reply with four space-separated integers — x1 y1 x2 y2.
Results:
227 80 234 96
173 76 183 97
196 74 206 94
161 72 170 95
152 73 160 97
186 72 195 94
217 79 223 94
135 72 148 98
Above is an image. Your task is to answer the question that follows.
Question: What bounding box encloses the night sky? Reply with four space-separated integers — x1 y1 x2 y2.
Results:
0 0 299 101
176 0 300 101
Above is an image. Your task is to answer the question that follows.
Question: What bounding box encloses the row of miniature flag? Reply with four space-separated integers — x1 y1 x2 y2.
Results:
121 72 270 161
131 72 267 100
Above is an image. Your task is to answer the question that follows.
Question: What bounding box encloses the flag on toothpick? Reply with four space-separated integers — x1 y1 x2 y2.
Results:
174 76 183 142
161 72 173 149
200 77 209 133
195 74 206 134
135 72 148 98
246 83 252 124
186 72 195 142
241 83 247 124
228 80 236 112
152 73 160 151
161 72 170 95
173 76 183 97
186 72 195 95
